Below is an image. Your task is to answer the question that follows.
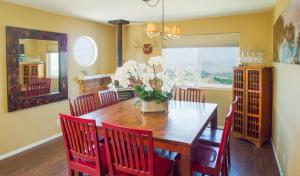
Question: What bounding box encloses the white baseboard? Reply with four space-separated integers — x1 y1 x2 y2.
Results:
271 140 284 176
0 133 62 161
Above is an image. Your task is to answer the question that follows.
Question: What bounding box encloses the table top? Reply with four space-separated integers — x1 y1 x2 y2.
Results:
80 99 218 146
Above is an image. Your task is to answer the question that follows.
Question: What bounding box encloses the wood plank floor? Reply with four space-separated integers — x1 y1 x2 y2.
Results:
0 138 280 176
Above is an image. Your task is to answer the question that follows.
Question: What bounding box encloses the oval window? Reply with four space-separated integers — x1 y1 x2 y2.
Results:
73 36 98 67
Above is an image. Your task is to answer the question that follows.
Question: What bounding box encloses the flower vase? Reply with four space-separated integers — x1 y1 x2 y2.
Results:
140 100 168 113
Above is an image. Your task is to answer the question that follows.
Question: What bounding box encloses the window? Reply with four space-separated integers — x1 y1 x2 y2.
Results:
162 34 239 88
47 53 59 77
73 36 98 67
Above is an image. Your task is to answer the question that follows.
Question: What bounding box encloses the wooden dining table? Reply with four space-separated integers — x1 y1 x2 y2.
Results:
80 99 218 176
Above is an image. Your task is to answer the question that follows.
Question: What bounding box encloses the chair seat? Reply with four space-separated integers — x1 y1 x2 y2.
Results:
116 155 173 176
72 143 108 169
198 127 223 147
154 155 174 176
175 142 219 175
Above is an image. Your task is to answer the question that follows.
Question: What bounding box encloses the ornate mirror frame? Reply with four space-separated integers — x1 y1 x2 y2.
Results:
6 26 68 112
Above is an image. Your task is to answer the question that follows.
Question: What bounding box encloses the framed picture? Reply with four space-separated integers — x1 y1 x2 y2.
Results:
273 0 300 65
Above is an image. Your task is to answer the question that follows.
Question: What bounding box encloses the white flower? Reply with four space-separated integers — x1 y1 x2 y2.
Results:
138 63 146 70
148 56 162 66
111 59 201 95
146 66 154 73
144 85 153 92
136 63 146 76
119 79 130 88
156 72 163 79
161 84 172 92
124 60 137 68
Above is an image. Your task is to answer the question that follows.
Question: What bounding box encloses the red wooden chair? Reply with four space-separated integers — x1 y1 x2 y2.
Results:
173 87 205 102
98 90 119 108
198 97 238 167
175 102 235 176
24 78 51 97
59 114 108 176
102 122 174 176
69 93 100 116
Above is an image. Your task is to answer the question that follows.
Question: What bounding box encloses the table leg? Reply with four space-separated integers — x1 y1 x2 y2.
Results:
211 108 218 129
180 146 191 176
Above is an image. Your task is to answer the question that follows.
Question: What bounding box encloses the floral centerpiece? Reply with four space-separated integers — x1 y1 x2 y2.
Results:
109 56 176 112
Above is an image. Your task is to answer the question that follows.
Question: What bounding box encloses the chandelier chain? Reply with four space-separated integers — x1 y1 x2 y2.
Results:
161 0 165 47
161 0 165 34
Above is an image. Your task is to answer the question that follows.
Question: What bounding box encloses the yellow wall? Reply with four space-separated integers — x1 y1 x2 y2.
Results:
123 12 273 125
272 0 300 175
124 12 273 63
0 2 116 155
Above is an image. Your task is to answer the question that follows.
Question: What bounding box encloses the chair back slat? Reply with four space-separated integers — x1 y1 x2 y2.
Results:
69 93 100 116
173 87 205 102
125 132 135 170
102 122 154 176
98 90 119 108
60 114 102 165
214 98 238 175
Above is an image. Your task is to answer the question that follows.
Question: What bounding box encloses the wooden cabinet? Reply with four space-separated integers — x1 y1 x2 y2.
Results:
232 67 273 147
78 75 135 101
20 63 45 85
78 75 112 95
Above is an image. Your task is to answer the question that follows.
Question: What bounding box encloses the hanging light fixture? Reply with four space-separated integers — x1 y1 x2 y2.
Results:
142 0 181 40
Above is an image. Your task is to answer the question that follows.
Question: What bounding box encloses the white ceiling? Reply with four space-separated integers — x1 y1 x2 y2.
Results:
1 0 276 23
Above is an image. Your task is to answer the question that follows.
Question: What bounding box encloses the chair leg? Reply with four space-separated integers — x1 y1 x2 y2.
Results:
227 143 231 167
68 168 75 176
174 161 180 176
169 164 174 176
221 165 224 176
223 155 228 176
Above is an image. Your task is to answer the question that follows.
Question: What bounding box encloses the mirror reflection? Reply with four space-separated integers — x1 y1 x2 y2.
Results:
18 39 59 98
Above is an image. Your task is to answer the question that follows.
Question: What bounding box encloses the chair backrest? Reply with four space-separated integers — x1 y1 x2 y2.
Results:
69 93 100 116
59 114 104 172
173 87 205 102
98 90 118 108
102 122 154 176
25 78 51 97
214 98 237 175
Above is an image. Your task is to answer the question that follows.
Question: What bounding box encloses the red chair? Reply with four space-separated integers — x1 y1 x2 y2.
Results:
102 122 174 176
24 78 51 97
175 102 236 176
198 97 238 166
173 87 205 102
98 90 119 108
69 93 100 116
59 114 108 176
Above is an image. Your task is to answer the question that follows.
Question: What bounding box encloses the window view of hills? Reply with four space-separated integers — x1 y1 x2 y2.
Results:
163 47 239 86
200 47 239 85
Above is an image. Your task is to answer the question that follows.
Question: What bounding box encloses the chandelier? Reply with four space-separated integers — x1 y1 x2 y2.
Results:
142 0 181 40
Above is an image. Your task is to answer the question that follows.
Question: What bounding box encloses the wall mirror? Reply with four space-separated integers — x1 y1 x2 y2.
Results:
6 26 68 112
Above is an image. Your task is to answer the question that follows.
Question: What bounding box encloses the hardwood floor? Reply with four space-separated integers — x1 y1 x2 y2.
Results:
0 138 280 176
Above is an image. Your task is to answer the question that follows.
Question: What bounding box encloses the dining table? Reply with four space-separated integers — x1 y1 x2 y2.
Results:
80 98 218 176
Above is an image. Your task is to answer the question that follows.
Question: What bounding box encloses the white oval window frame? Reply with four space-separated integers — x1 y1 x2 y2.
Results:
73 36 98 67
